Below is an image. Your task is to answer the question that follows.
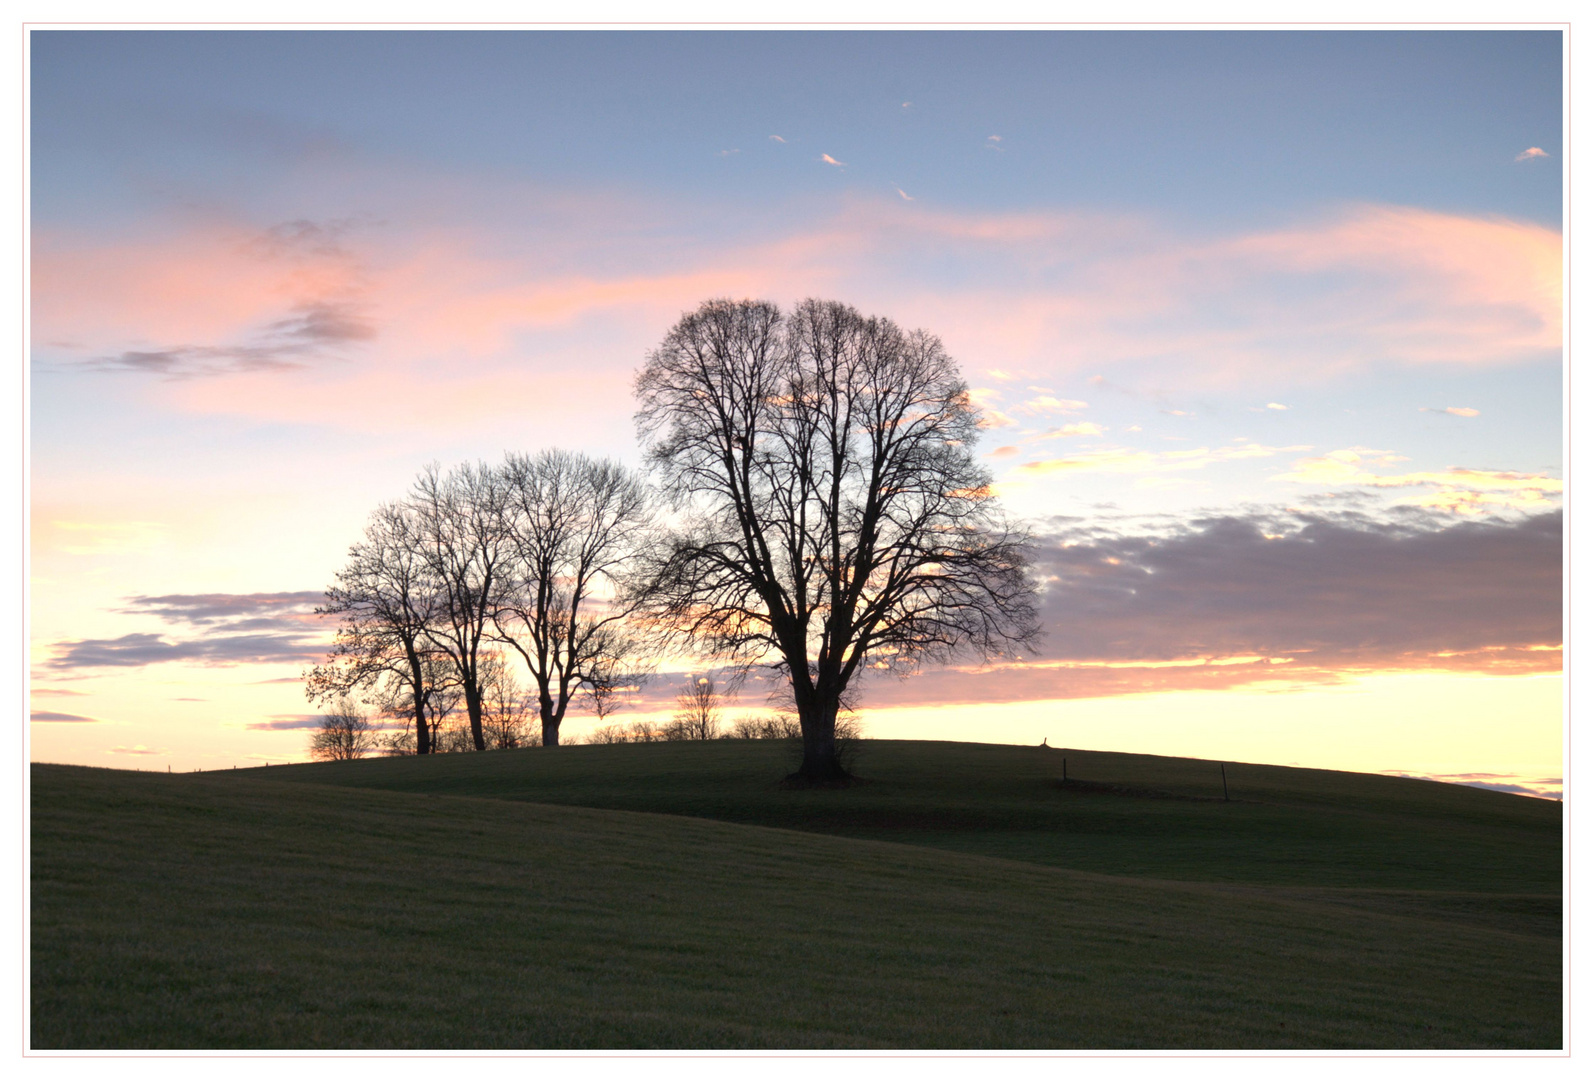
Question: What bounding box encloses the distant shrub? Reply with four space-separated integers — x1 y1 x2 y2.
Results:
726 715 802 740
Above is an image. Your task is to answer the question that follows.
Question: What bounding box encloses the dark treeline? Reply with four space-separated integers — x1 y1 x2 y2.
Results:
306 297 1041 781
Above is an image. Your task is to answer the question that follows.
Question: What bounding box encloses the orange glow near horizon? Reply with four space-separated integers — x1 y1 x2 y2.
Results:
29 664 1563 803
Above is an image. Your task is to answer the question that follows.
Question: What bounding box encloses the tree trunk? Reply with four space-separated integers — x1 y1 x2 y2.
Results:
539 683 559 747
464 683 486 751
407 650 431 755
788 695 849 784
413 689 431 755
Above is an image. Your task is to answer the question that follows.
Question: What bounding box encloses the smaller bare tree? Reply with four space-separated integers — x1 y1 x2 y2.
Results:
480 652 539 750
411 461 514 752
309 698 377 761
666 674 723 741
307 500 444 755
495 450 655 747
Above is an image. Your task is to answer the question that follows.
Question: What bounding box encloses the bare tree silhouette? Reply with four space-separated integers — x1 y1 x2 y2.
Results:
478 652 539 750
307 501 447 755
494 450 653 747
667 674 723 741
309 697 377 761
411 462 514 752
635 298 1039 782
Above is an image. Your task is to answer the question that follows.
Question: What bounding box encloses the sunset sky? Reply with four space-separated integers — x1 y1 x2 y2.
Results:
27 29 1565 795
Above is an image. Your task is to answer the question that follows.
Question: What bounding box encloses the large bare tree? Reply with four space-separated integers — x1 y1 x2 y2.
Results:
306 501 446 755
494 449 653 747
634 298 1040 781
411 462 514 752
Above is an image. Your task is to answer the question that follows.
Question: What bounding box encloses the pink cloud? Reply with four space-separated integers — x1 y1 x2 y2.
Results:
33 221 368 359
31 192 1562 435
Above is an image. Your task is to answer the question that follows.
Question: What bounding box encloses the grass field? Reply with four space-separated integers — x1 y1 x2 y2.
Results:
30 740 1562 1049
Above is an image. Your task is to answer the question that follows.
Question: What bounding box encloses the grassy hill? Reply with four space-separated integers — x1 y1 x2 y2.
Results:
30 740 1562 1049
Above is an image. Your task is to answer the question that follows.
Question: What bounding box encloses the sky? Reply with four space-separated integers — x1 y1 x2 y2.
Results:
26 29 1565 796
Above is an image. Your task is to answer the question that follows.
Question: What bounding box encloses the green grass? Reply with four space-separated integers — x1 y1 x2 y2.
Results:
30 740 1562 1049
260 739 1563 900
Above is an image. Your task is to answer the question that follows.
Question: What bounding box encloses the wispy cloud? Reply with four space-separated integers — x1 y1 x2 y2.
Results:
48 632 327 669
1515 147 1549 162
1266 402 1288 410
986 135 1003 151
1017 441 1308 477
49 591 330 670
39 217 375 379
769 135 786 143
82 298 376 378
1272 449 1560 513
820 154 846 167
117 591 325 628
968 387 1019 429
895 187 915 201
1421 406 1480 417
244 715 326 731
31 710 100 723
1027 422 1107 440
108 745 167 756
46 590 331 670
1015 395 1089 416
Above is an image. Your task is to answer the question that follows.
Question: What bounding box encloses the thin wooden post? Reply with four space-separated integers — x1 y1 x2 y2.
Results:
1221 763 1230 801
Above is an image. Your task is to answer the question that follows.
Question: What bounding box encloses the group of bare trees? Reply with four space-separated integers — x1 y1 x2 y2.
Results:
306 449 652 756
308 297 1041 781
